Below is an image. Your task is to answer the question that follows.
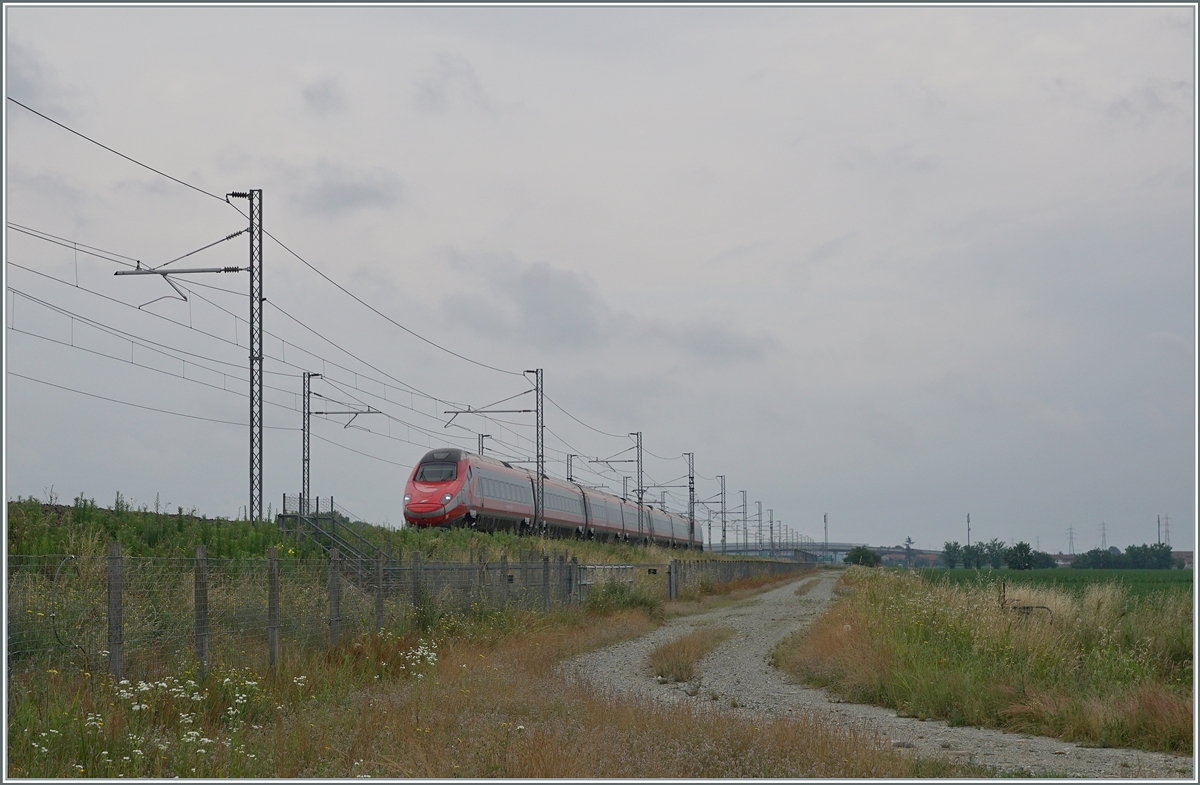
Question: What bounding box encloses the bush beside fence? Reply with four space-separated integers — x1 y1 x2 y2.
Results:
8 544 807 681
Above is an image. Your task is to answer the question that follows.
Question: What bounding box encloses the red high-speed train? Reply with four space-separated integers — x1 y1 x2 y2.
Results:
403 448 701 548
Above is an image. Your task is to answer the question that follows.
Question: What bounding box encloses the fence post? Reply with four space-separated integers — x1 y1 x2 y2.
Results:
268 547 279 668
412 552 423 614
329 548 341 647
375 551 385 632
500 555 508 607
106 540 123 681
668 560 676 602
195 545 209 676
542 555 550 613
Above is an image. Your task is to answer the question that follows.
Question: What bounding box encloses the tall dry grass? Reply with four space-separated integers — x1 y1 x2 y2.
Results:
8 575 988 778
773 567 1193 754
649 626 735 682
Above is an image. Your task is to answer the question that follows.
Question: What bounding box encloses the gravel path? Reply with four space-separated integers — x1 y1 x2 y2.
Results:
565 572 1194 778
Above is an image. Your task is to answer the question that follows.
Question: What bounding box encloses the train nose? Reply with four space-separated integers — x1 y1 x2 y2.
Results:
406 501 442 514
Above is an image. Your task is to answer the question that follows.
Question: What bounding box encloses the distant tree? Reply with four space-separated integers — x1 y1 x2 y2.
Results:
1074 543 1175 570
845 545 881 567
1003 541 1034 570
962 543 985 569
1124 543 1174 569
904 536 915 568
1030 550 1057 569
942 541 962 569
984 538 1006 569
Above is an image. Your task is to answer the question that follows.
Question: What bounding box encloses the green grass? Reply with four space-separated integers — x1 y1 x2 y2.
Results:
774 567 1193 754
915 567 1192 599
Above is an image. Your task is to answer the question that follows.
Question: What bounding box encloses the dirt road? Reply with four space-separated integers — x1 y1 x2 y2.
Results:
565 572 1193 778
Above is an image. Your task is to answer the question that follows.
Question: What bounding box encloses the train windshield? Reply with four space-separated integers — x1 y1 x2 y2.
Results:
415 461 457 482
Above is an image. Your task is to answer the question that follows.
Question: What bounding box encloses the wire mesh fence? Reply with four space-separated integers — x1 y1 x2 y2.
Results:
8 546 810 682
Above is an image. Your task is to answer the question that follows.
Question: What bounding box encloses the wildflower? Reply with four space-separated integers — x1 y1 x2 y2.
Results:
46 668 58 674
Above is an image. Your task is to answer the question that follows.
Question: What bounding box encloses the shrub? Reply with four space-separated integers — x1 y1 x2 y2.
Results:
843 546 880 567
584 581 663 619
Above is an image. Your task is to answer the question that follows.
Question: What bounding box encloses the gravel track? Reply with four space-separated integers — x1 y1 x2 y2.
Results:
565 572 1194 778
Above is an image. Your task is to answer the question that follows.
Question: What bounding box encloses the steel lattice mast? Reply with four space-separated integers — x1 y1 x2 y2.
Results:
685 452 695 547
246 190 264 522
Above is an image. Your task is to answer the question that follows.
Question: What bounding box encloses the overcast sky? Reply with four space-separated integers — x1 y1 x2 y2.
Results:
4 5 1195 554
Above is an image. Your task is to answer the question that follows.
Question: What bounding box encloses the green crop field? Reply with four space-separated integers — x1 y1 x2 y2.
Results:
915 567 1192 599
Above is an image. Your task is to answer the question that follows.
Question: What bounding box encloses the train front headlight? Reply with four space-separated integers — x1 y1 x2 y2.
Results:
403 494 411 504
442 493 453 504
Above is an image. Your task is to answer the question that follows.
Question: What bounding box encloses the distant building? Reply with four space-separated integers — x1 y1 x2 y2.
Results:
1053 553 1075 568
1172 551 1193 569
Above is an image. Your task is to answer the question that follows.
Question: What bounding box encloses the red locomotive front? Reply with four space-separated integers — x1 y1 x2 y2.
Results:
403 448 469 528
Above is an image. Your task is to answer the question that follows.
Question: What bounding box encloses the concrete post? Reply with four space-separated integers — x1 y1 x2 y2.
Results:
267 547 279 667
106 540 123 680
412 552 423 612
329 548 341 647
375 551 385 632
194 545 208 675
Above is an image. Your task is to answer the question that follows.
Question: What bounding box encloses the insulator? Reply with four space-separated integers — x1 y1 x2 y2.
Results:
224 266 242 273
227 191 249 199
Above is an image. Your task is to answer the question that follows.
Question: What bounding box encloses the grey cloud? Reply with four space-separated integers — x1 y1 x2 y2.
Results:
413 53 491 112
787 232 855 290
655 319 774 363
446 251 776 363
6 42 80 120
447 252 608 351
302 78 348 115
856 402 918 453
287 161 401 217
1106 79 1190 122
837 143 938 178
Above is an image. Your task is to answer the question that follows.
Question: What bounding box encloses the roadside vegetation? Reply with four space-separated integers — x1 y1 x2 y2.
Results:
772 567 1193 754
793 576 822 596
649 626 736 682
7 569 983 778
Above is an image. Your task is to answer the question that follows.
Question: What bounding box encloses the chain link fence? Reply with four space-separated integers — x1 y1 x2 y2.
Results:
8 545 809 681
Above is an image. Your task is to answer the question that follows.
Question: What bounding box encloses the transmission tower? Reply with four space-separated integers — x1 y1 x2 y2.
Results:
1067 526 1076 554
756 501 763 553
768 509 774 558
302 373 378 517
718 474 727 554
302 372 318 515
1163 514 1171 546
1100 520 1107 550
114 188 260 520
741 490 748 553
685 452 695 546
244 191 264 522
630 431 644 540
529 369 544 533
